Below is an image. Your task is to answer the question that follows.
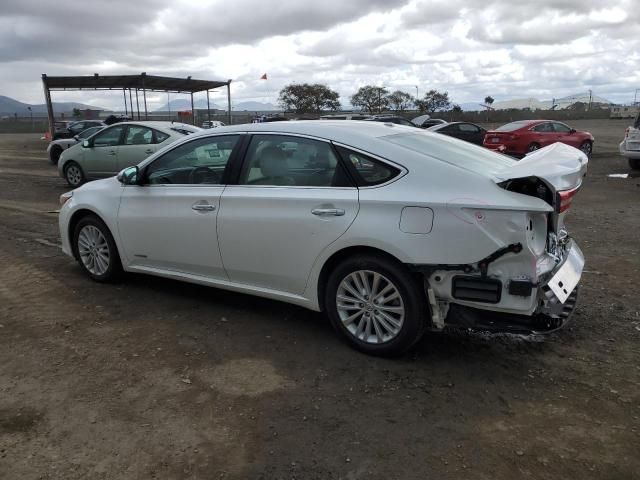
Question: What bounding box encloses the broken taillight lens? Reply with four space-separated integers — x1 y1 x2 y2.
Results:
556 186 579 213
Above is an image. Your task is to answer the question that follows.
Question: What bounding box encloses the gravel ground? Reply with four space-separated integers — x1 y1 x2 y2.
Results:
0 120 638 479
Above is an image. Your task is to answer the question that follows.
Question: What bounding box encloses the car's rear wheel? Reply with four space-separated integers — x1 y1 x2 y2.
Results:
49 146 63 165
629 157 640 170
325 254 427 356
526 143 540 153
73 215 122 282
64 161 85 187
579 141 593 156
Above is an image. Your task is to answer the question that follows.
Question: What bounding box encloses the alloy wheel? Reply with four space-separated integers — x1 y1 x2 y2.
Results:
580 142 592 155
77 225 110 276
66 164 83 186
336 270 405 344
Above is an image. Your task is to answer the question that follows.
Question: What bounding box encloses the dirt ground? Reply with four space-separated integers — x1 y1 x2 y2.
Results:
0 119 638 479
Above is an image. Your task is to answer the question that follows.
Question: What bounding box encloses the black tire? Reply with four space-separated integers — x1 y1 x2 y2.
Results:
64 161 85 187
72 214 122 282
325 254 428 356
526 143 540 153
49 146 63 165
629 157 640 170
579 141 593 156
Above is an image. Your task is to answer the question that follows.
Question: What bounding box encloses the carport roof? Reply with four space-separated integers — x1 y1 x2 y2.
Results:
41 73 230 93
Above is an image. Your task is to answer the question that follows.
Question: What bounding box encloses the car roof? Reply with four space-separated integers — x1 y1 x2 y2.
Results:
105 121 202 131
185 119 432 155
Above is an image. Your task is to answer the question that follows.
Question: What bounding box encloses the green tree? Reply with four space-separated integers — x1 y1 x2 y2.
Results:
350 86 389 113
451 104 463 113
278 83 341 113
386 90 414 112
484 96 494 107
72 108 82 118
415 90 451 113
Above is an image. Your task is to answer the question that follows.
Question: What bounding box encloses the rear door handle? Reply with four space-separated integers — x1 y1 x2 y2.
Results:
144 149 153 154
192 204 216 212
107 151 116 156
312 208 345 216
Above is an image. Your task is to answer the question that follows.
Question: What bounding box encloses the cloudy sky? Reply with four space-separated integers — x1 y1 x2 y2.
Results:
0 0 638 110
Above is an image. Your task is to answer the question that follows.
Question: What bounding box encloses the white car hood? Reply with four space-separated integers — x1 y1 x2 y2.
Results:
493 142 588 192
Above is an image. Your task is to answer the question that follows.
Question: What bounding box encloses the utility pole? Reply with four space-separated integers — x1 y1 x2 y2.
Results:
588 89 593 111
634 88 639 105
415 85 419 100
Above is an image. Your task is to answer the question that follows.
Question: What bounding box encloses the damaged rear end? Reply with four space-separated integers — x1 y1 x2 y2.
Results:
426 142 588 334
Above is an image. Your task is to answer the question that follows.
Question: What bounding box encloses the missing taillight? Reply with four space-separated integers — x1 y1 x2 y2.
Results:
556 186 579 213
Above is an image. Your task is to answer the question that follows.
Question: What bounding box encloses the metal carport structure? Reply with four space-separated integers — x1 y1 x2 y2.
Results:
41 72 232 137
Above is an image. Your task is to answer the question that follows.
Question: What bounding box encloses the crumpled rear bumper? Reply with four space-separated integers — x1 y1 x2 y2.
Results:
443 240 584 335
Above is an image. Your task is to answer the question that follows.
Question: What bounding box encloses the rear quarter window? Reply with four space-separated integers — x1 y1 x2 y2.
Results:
335 146 401 186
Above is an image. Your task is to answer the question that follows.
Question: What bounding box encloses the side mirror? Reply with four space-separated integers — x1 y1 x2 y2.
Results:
117 166 139 185
82 140 91 148
569 128 576 134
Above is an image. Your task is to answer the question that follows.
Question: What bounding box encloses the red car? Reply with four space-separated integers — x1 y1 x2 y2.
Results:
483 120 594 157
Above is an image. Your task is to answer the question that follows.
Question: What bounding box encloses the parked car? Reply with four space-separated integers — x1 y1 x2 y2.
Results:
58 121 587 356
320 114 371 120
412 115 447 129
58 121 201 187
52 120 105 140
427 121 487 145
618 112 640 169
202 120 225 129
363 115 418 127
47 125 105 165
484 120 594 157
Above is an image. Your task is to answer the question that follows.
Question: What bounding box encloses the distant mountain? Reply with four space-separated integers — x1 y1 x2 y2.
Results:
154 99 277 112
234 101 277 111
154 98 220 111
457 102 484 112
0 95 105 114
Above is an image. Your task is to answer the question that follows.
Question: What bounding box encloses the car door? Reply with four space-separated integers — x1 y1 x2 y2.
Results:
217 134 359 295
117 134 242 278
437 124 459 139
117 125 160 171
551 122 578 147
458 123 485 145
83 124 125 177
531 122 555 147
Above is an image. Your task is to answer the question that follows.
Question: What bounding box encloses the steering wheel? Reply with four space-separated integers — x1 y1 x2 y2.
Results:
189 166 221 184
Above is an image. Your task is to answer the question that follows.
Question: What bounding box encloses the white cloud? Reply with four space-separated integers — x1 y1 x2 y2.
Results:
0 0 638 110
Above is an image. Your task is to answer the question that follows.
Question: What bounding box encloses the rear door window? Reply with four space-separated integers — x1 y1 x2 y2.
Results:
239 135 352 187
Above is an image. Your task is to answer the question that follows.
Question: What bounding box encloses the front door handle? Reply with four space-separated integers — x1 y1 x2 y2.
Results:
312 208 345 216
107 151 116 156
144 149 153 154
192 204 216 212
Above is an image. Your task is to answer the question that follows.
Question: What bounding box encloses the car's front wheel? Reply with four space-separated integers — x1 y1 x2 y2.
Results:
73 215 122 282
325 254 427 356
629 157 640 170
64 161 85 187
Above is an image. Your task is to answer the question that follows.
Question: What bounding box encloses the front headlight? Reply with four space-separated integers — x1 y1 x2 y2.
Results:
59 191 73 206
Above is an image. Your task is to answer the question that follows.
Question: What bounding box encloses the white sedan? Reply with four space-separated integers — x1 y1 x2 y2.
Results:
58 121 587 356
58 121 201 187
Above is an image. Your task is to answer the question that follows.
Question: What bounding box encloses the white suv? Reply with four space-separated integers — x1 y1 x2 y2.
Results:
619 113 640 169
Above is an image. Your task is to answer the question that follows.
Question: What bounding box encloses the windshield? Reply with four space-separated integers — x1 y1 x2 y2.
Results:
382 132 516 176
495 121 531 132
78 126 103 139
